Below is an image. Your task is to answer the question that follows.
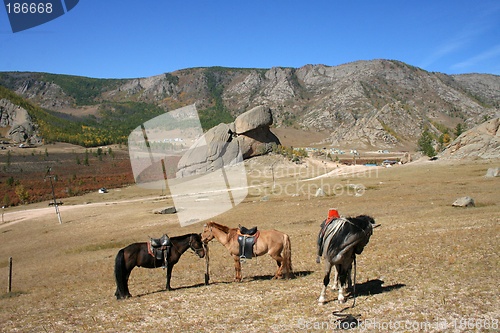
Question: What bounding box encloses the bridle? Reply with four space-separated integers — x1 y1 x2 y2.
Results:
202 224 214 243
189 235 205 257
343 218 373 236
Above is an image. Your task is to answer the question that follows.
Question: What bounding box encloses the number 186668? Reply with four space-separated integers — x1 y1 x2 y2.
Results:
6 2 53 14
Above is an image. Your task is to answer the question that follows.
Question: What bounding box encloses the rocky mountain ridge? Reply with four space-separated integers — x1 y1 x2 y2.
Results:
1 60 499 149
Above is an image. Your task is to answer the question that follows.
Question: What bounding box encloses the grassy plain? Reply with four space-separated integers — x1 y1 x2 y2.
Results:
0 154 499 332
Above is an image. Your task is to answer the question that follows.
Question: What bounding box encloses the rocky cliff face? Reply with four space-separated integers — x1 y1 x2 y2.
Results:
439 117 500 159
1 60 499 149
0 98 41 144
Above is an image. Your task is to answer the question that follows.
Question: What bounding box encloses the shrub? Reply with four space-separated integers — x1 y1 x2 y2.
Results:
418 129 436 157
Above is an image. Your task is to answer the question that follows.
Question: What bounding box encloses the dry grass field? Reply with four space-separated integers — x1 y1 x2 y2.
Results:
0 155 499 332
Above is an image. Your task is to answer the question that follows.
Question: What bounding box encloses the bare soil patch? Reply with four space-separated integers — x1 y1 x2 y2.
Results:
56 105 101 118
271 127 330 147
0 156 499 332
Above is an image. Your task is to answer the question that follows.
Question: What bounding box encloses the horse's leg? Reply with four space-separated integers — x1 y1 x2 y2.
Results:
115 249 133 299
233 255 242 282
124 271 132 298
318 261 332 304
166 264 173 291
115 272 132 299
269 249 285 279
331 267 339 290
347 263 353 290
269 252 284 279
337 264 349 303
273 259 283 279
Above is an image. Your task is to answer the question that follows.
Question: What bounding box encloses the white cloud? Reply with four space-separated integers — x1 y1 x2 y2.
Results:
420 3 499 71
452 44 500 71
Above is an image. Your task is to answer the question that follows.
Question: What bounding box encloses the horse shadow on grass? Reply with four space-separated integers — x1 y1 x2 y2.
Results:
246 270 314 281
354 279 405 297
199 270 314 285
321 279 405 305
134 282 207 298
133 270 316 297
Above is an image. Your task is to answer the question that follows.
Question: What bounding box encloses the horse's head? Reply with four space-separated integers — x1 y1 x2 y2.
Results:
352 215 376 254
201 222 214 243
189 234 206 258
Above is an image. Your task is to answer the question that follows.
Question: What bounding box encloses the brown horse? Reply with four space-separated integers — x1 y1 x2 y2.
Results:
201 221 293 281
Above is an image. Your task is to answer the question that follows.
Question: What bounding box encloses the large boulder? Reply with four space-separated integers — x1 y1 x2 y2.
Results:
452 196 475 207
153 206 177 214
440 118 500 159
485 167 499 177
176 123 240 177
234 105 280 158
234 105 273 134
236 126 280 158
176 106 280 177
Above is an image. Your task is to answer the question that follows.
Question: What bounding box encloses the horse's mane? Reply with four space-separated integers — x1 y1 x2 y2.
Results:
346 215 374 230
169 233 198 241
207 221 231 233
325 215 375 255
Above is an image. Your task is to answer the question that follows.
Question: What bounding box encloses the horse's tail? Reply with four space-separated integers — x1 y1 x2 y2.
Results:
114 248 129 300
282 234 293 278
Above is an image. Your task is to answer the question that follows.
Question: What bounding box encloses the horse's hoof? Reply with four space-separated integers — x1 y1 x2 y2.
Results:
116 294 131 300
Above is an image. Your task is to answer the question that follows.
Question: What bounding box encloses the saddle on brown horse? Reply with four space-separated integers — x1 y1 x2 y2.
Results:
148 234 171 268
237 225 260 259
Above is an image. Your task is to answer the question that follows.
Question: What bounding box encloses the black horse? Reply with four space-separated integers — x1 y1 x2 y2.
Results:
114 233 205 300
317 215 376 304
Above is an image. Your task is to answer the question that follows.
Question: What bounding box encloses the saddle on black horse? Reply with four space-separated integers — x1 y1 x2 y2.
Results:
148 234 171 268
317 216 343 262
237 225 260 259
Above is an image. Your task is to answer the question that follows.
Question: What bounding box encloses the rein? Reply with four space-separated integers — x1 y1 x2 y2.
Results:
332 257 360 328
189 236 205 256
352 255 357 307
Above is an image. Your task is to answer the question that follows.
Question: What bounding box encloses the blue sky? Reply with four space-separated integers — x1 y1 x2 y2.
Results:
1 0 499 78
